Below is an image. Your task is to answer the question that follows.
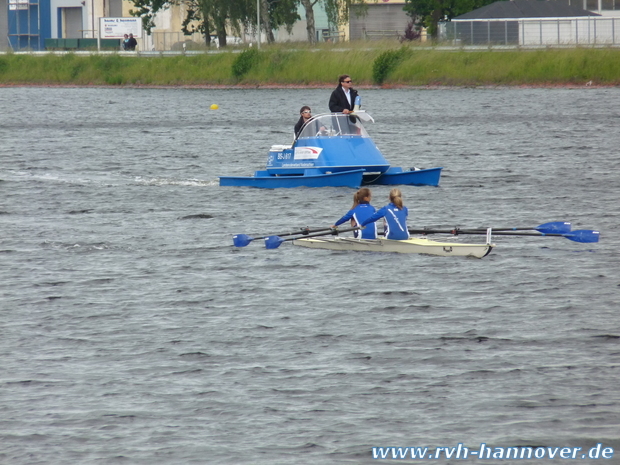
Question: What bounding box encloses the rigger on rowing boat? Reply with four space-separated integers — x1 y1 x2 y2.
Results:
233 221 599 259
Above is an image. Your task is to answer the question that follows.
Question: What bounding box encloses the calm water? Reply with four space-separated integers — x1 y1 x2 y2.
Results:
1 87 619 465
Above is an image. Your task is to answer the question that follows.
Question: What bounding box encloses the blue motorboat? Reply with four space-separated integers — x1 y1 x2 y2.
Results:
219 113 442 189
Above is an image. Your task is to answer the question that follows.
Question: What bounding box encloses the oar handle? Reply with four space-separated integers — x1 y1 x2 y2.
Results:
281 226 361 243
272 226 335 238
233 226 336 247
265 226 361 249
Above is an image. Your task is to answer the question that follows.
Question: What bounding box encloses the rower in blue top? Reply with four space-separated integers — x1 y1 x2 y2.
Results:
333 187 377 239
361 188 410 240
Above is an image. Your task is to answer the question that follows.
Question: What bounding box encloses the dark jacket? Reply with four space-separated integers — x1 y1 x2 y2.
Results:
126 37 138 51
294 116 306 138
328 85 359 113
294 117 325 139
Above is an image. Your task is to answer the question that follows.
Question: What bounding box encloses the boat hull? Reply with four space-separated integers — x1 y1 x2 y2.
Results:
292 237 494 258
219 166 442 189
219 169 365 189
363 167 442 187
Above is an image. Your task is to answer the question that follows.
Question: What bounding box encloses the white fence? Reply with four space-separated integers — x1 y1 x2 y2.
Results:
445 17 620 46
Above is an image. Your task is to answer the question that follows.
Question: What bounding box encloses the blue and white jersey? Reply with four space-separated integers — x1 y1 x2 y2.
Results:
334 202 377 239
361 202 409 240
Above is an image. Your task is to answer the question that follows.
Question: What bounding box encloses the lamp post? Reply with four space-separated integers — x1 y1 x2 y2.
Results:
257 0 260 49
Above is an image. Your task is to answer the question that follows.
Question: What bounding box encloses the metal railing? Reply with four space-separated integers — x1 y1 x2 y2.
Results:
322 30 346 43
150 31 209 51
362 30 401 40
443 17 620 46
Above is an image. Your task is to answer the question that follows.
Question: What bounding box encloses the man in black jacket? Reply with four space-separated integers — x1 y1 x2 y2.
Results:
328 74 359 114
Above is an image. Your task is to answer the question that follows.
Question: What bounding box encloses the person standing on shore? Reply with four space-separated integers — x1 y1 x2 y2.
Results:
328 74 358 114
126 33 138 51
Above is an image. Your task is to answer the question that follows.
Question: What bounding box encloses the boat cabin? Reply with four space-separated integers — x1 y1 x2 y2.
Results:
265 113 389 176
295 113 370 140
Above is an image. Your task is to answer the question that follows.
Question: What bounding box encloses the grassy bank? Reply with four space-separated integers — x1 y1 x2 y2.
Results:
1 43 620 87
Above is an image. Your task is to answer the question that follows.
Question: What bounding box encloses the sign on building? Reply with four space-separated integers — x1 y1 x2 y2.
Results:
8 0 29 10
100 18 142 39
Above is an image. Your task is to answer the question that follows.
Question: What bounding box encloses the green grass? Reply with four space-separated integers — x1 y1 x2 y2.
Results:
2 43 620 86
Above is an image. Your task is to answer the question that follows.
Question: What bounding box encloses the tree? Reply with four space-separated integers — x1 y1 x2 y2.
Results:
130 0 297 47
263 0 300 44
130 0 240 46
300 0 320 43
324 0 368 30
403 0 494 38
299 0 369 44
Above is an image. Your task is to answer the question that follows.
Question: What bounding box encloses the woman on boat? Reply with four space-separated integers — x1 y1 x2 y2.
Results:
360 188 410 241
332 187 377 240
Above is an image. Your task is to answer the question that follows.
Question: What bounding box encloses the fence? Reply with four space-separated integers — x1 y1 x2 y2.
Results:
150 31 209 51
322 30 346 43
362 30 401 40
443 17 620 46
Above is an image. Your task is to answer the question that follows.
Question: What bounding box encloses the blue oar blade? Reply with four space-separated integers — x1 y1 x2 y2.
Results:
264 236 285 249
564 230 600 243
233 234 254 247
536 222 571 234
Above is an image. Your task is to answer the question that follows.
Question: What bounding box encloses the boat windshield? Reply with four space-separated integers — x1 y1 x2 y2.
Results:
297 113 370 139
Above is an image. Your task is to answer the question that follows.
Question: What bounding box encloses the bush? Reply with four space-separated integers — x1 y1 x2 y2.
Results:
231 48 260 78
372 47 409 85
400 20 421 42
92 54 126 72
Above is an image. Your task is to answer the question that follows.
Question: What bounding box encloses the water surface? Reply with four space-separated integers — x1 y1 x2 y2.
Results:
1 87 619 464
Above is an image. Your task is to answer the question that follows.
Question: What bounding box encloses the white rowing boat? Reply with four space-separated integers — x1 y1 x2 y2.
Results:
291 236 494 258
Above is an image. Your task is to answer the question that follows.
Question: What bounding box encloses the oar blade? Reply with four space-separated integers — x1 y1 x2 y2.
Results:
536 222 571 234
233 234 255 247
264 236 285 249
564 230 600 243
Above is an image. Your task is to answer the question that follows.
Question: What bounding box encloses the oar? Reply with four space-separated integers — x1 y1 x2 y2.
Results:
465 222 571 234
408 228 600 243
265 226 361 249
463 229 599 243
233 227 334 247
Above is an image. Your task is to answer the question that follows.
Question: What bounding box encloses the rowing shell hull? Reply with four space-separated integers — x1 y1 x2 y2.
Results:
292 237 494 258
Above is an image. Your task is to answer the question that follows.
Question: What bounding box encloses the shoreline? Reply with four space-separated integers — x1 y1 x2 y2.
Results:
0 82 610 89
2 48 620 88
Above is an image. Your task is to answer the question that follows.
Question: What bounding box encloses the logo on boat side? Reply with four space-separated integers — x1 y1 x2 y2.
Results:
294 147 323 160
